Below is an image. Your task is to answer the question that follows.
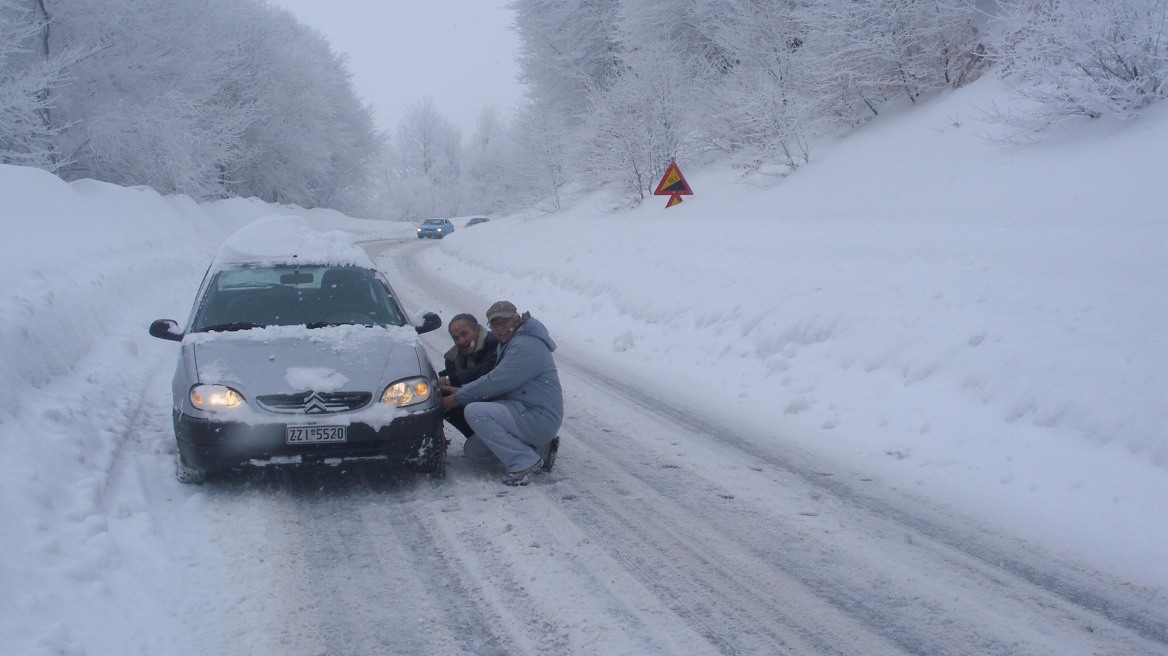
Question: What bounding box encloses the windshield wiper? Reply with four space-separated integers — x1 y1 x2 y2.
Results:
307 320 380 329
219 282 279 290
198 322 265 332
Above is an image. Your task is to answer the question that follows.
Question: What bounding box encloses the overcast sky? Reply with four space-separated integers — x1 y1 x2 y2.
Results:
267 1 524 137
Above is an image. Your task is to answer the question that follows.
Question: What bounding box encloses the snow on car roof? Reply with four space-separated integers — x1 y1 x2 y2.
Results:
210 215 375 269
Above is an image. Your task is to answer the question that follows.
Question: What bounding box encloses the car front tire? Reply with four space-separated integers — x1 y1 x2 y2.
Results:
413 439 447 478
176 454 208 484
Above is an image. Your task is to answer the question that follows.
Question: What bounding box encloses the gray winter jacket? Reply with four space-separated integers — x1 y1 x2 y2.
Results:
455 315 563 443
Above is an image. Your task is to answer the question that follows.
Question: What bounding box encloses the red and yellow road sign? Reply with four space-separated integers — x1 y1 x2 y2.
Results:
653 161 693 208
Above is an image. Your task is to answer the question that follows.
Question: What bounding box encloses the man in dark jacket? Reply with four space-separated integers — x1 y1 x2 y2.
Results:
440 301 563 486
438 313 498 438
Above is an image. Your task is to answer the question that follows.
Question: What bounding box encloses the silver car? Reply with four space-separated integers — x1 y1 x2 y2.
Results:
149 219 445 483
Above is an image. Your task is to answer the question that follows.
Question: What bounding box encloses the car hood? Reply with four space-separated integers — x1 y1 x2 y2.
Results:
186 324 426 396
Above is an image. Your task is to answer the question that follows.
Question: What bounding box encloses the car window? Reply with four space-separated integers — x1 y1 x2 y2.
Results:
422 219 444 226
192 265 407 331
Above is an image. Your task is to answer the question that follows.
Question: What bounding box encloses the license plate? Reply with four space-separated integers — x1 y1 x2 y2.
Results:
286 425 347 444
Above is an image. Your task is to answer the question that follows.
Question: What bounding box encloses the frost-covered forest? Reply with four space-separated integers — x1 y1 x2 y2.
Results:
2 0 1165 219
0 0 381 214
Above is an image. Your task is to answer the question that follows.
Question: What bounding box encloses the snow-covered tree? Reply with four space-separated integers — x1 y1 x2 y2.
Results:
1 0 380 210
508 101 573 211
579 35 697 199
463 106 513 213
395 98 462 187
995 0 1168 132
387 98 463 220
617 0 737 77
43 0 258 197
502 0 1165 205
220 4 382 211
510 0 624 122
694 0 816 169
0 0 74 171
799 0 985 125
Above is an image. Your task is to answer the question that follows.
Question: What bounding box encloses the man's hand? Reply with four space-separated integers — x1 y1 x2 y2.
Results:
439 385 460 412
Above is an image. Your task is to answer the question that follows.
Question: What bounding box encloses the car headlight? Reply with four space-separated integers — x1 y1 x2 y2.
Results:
190 384 245 411
381 378 433 407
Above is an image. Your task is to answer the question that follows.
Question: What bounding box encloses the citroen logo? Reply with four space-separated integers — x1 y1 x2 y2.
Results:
303 392 329 414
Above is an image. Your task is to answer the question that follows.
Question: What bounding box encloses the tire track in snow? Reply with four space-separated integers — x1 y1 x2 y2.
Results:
544 416 929 655
544 466 879 655
552 368 1168 655
561 357 1168 651
276 469 514 656
418 475 734 656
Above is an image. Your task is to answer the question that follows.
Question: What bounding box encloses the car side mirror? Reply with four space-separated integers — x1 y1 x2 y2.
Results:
415 312 442 335
149 319 184 341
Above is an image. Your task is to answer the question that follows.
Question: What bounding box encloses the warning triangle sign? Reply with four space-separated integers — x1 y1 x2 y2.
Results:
653 162 693 196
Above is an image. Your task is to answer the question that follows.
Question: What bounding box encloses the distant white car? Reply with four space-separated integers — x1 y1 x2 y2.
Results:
464 216 490 227
149 217 446 483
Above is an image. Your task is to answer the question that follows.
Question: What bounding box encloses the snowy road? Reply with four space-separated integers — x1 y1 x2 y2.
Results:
110 238 1168 656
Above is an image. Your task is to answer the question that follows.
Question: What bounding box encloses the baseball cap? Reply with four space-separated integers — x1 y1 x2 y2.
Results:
485 300 518 322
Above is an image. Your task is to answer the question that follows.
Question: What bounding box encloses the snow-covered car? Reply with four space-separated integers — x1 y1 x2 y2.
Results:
148 216 446 483
416 218 454 238
464 216 490 227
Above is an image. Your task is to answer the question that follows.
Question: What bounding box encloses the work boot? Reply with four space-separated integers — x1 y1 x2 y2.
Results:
542 436 560 472
501 458 544 486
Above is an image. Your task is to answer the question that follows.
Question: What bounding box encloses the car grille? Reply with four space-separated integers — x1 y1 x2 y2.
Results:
255 391 372 414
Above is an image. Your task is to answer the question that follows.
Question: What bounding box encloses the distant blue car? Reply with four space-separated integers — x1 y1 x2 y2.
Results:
417 218 454 239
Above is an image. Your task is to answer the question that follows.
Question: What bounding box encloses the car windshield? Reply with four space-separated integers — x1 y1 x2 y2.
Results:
191 265 407 332
422 219 445 226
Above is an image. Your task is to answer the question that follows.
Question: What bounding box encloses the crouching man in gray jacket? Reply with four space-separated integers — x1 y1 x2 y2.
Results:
439 300 563 486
